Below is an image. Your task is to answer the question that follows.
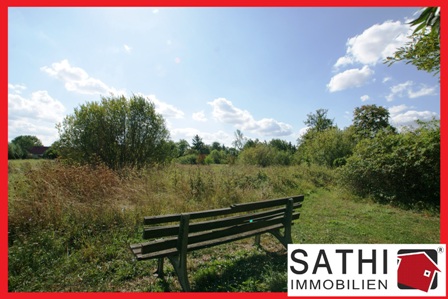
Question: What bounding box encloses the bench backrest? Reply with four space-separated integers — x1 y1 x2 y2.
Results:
137 195 304 258
144 195 304 225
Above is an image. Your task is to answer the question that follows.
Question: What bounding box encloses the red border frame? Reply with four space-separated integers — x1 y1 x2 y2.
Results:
2 1 445 298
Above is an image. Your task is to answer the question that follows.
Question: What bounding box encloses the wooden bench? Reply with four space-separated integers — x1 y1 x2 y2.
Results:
129 195 304 291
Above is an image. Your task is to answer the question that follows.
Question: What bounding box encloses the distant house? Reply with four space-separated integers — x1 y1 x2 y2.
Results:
28 146 50 158
397 251 441 292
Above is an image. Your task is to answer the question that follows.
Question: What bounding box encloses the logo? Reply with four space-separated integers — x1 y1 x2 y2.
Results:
288 244 446 297
397 249 441 292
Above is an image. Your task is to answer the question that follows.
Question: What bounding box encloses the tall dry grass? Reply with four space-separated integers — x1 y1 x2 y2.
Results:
9 161 333 244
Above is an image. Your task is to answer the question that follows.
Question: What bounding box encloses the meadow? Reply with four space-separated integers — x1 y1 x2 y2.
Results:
8 160 439 292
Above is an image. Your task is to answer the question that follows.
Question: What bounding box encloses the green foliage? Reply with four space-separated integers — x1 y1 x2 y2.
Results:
339 119 440 209
9 135 43 159
238 143 294 167
296 127 356 168
205 149 227 164
269 139 296 152
8 142 24 159
191 134 208 155
176 139 190 157
385 7 440 77
352 105 395 139
57 94 170 170
303 108 335 133
177 154 199 165
43 141 61 159
409 7 440 39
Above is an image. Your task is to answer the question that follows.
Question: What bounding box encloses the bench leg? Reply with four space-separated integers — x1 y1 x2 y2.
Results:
270 228 286 248
168 254 190 292
155 258 164 278
254 234 261 247
167 214 191 292
268 198 294 248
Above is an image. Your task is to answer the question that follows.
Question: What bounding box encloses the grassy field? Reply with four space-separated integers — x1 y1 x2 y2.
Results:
8 160 440 292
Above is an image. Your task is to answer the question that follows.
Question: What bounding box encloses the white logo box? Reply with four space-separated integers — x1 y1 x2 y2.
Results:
287 244 446 297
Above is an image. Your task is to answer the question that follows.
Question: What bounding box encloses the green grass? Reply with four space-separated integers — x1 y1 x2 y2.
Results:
8 161 440 292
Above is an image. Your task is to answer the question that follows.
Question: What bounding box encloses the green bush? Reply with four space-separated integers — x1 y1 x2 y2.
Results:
238 143 293 167
58 95 170 170
177 154 199 165
339 120 440 209
296 127 356 168
205 149 227 164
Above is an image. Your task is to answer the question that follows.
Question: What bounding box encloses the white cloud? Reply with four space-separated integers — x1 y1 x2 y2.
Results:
243 118 293 137
382 77 392 83
334 56 354 69
8 90 66 145
192 111 207 122
408 86 438 98
389 104 439 128
41 59 125 95
386 81 413 101
388 104 408 115
123 44 132 53
208 98 253 125
8 83 27 94
207 98 293 137
144 94 185 119
327 66 374 92
9 90 65 123
386 81 438 101
334 20 411 68
361 95 370 102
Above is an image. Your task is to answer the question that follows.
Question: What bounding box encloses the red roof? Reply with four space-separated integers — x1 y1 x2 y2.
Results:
28 146 50 155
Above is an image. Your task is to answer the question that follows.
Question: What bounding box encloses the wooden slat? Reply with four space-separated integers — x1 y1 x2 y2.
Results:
230 195 304 212
144 207 232 225
139 212 300 255
131 195 304 262
134 223 286 260
143 195 303 225
186 212 300 246
143 203 301 239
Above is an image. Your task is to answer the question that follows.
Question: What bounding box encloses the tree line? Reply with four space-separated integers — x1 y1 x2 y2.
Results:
9 95 440 210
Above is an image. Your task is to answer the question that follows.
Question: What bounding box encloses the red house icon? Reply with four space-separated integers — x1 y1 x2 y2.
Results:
397 252 441 292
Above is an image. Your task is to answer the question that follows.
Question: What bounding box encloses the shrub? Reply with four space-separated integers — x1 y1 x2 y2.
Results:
338 120 440 209
57 95 170 170
177 154 200 165
296 127 356 168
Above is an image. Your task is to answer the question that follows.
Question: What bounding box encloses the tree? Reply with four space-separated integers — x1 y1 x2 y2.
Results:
10 135 43 159
43 140 61 159
304 109 335 133
58 94 170 170
352 105 395 139
176 139 190 157
232 129 246 151
385 7 440 77
211 141 224 152
8 142 23 159
191 135 208 154
269 139 296 153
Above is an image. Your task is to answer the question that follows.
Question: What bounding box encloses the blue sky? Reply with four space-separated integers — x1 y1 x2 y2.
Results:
8 7 440 147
